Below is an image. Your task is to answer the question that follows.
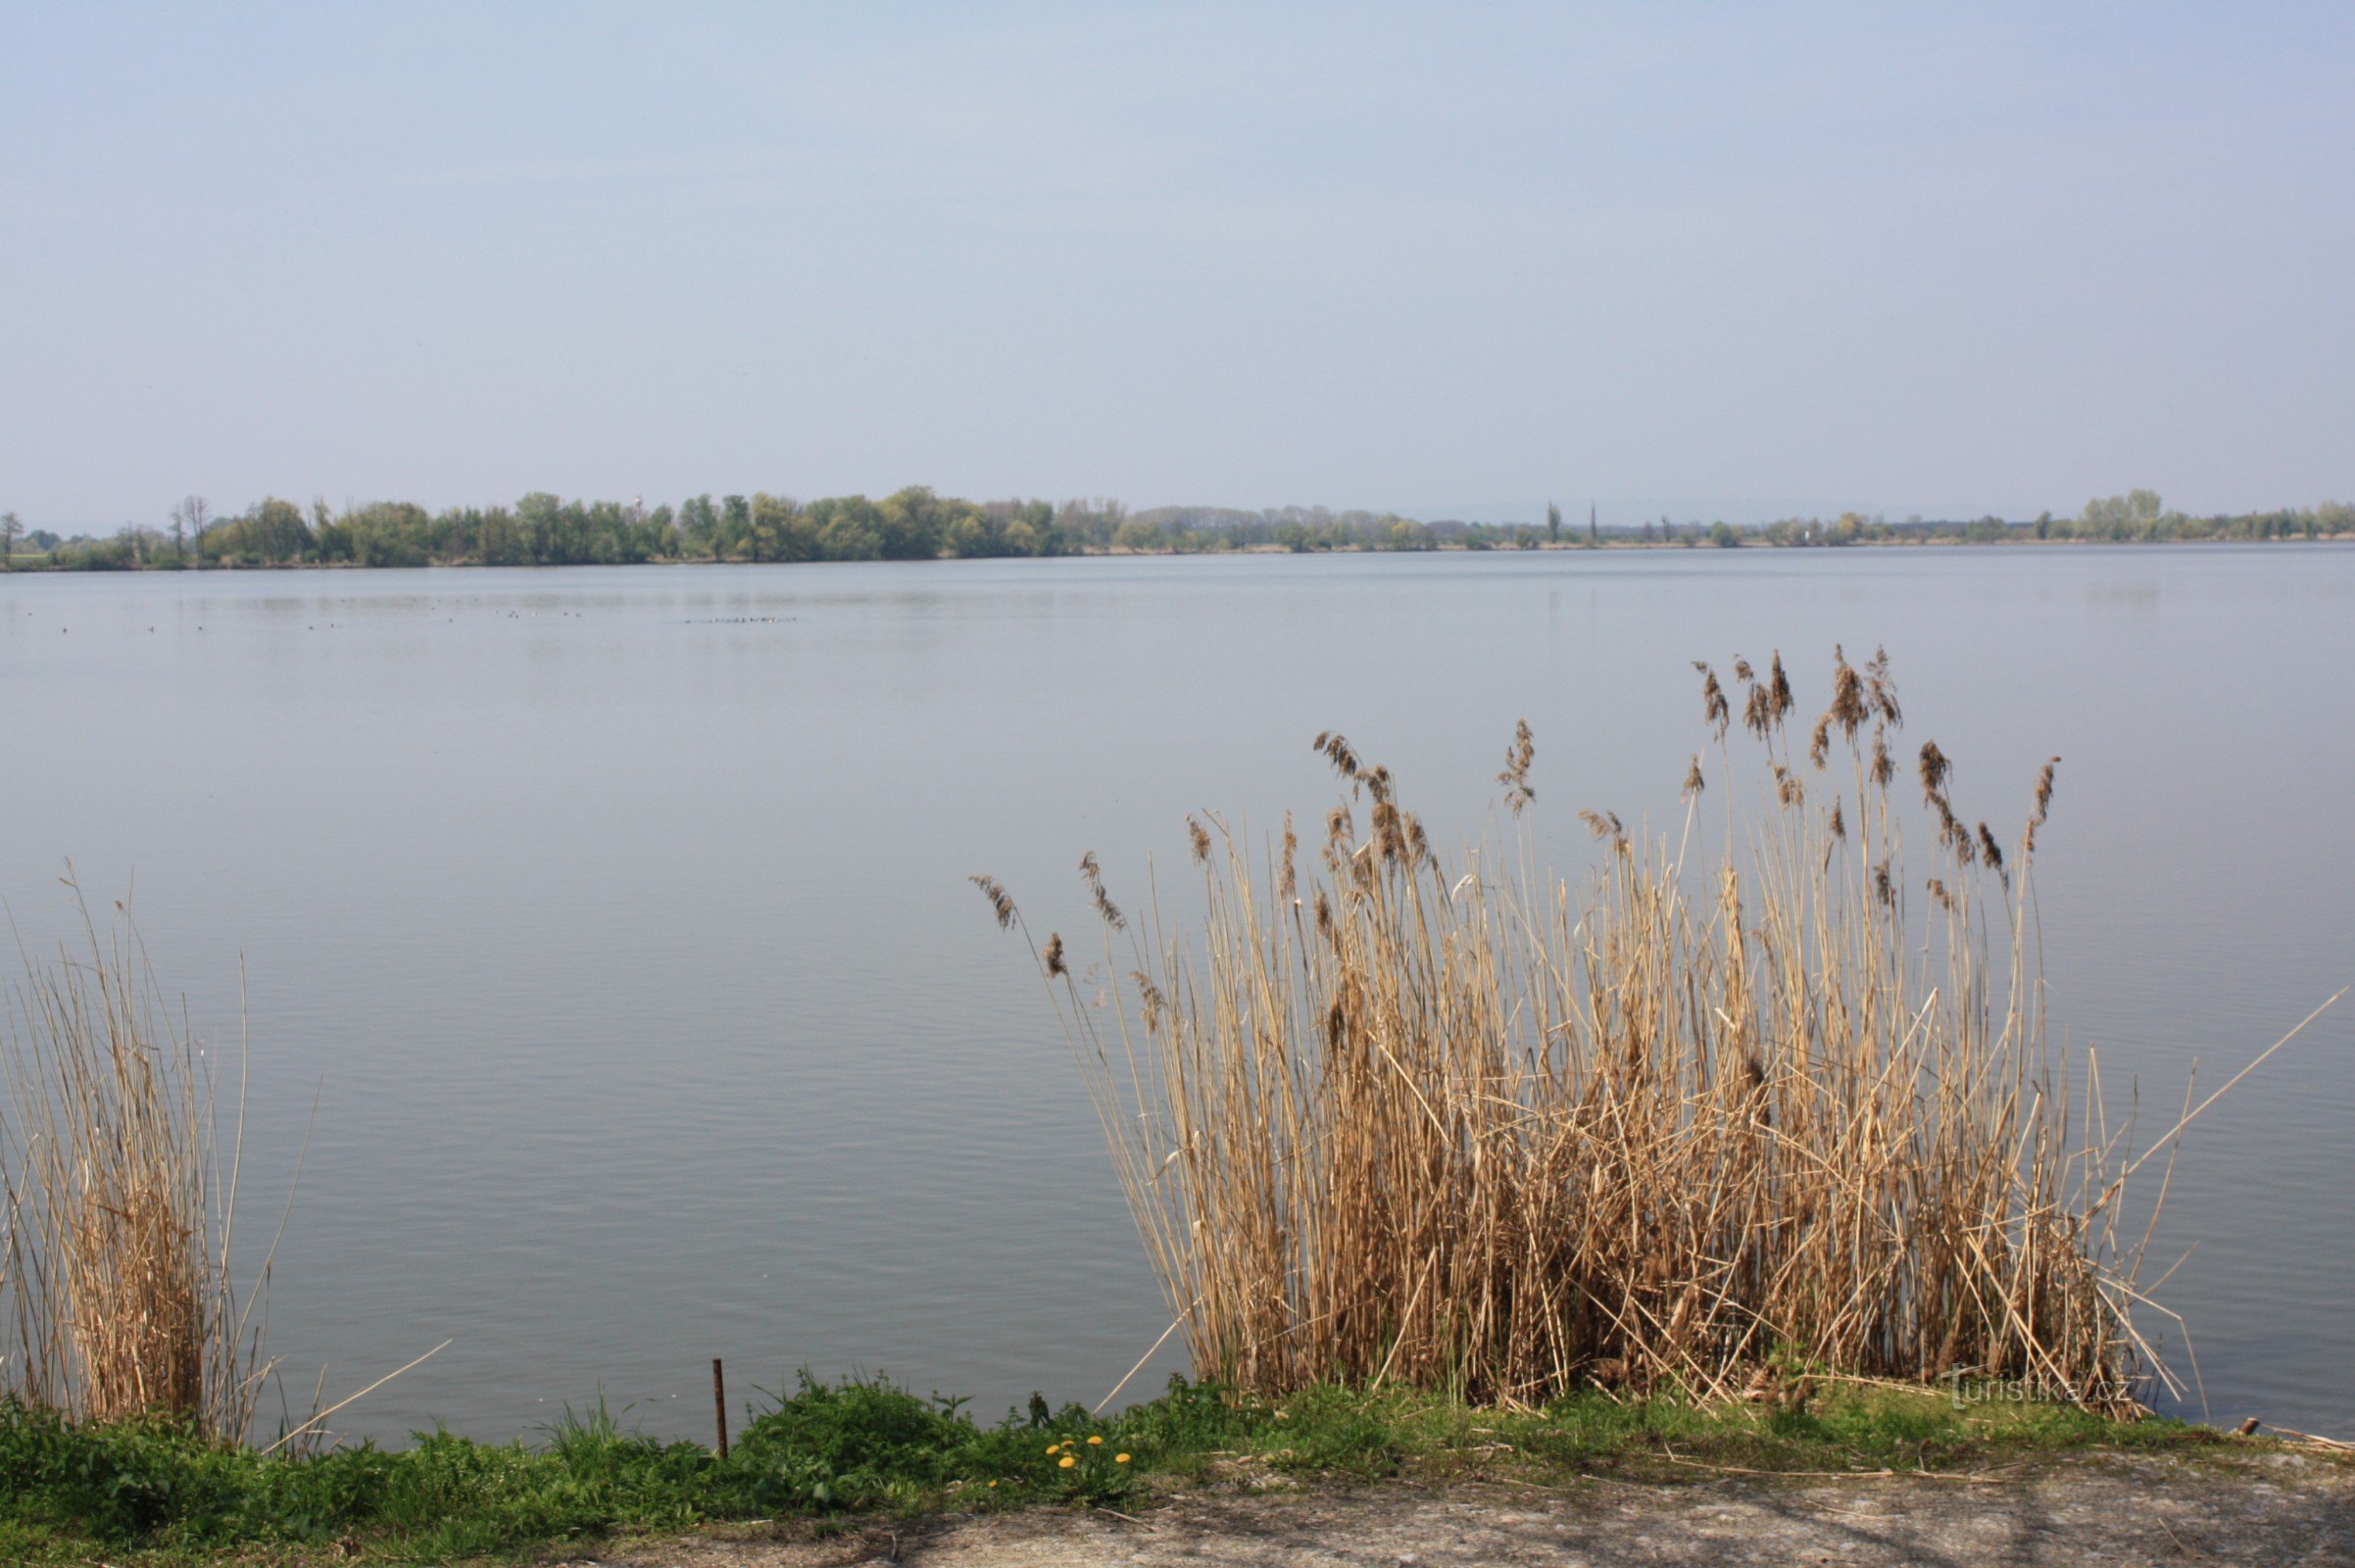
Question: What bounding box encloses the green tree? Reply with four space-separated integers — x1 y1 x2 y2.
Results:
677 495 720 557
643 503 678 558
945 508 1000 559
877 486 947 561
748 494 817 563
0 511 21 569
515 492 566 563
809 495 885 560
168 496 208 565
1546 501 1561 543
717 495 752 560
1028 500 1064 556
314 514 354 563
2082 489 2163 542
477 507 525 565
342 501 433 566
244 498 315 563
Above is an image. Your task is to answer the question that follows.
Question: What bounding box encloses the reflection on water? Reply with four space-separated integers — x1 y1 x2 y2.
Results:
2 547 2349 1439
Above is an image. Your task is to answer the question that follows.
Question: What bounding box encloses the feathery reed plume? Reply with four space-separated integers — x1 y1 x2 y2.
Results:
1404 812 1430 866
2028 757 2061 855
1865 645 1903 725
1827 645 1870 738
970 875 1018 930
1683 755 1706 800
1279 813 1300 902
1312 731 1361 785
1497 720 1537 816
1018 652 2210 1419
1978 823 2006 879
1043 933 1066 978
1131 971 1166 1032
1933 797 1976 862
1079 853 1126 931
1694 662 1732 737
1187 818 1212 863
1918 740 1951 802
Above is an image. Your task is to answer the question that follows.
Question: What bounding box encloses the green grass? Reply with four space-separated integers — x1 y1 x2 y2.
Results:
0 1374 2237 1566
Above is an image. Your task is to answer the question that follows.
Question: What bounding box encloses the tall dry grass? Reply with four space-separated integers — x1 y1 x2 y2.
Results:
983 650 2310 1414
0 891 277 1439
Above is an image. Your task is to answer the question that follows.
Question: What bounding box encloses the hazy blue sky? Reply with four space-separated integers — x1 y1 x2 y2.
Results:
4 3 2349 527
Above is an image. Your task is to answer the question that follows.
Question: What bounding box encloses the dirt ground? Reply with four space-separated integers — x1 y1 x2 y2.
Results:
572 1448 2355 1567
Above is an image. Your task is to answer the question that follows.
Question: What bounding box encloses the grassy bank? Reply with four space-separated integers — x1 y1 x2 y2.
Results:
0 1373 2242 1565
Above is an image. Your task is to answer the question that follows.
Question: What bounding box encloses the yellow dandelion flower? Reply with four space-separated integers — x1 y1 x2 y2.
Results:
1058 1454 1076 1469
1046 1443 1060 1454
1087 1435 1104 1446
988 1480 999 1489
1115 1452 1131 1464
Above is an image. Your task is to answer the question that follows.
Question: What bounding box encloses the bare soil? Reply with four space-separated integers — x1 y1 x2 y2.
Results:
568 1449 2355 1567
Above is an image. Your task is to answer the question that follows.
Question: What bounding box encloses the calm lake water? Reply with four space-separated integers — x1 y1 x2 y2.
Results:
3 549 2350 1441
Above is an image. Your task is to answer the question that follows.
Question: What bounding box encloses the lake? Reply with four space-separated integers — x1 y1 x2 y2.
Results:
2 548 2349 1441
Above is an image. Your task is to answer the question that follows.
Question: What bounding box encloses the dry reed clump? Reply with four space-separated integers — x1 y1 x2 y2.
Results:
982 650 2272 1415
0 891 276 1439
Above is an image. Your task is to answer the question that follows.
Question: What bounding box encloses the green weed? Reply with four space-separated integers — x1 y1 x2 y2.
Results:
0 1376 2229 1566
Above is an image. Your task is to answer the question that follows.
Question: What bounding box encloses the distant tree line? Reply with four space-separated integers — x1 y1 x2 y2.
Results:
1748 492 2352 548
1 488 2346 570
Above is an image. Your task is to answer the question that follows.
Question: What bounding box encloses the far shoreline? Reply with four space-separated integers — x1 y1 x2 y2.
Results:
5 486 2345 571
6 530 2351 576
